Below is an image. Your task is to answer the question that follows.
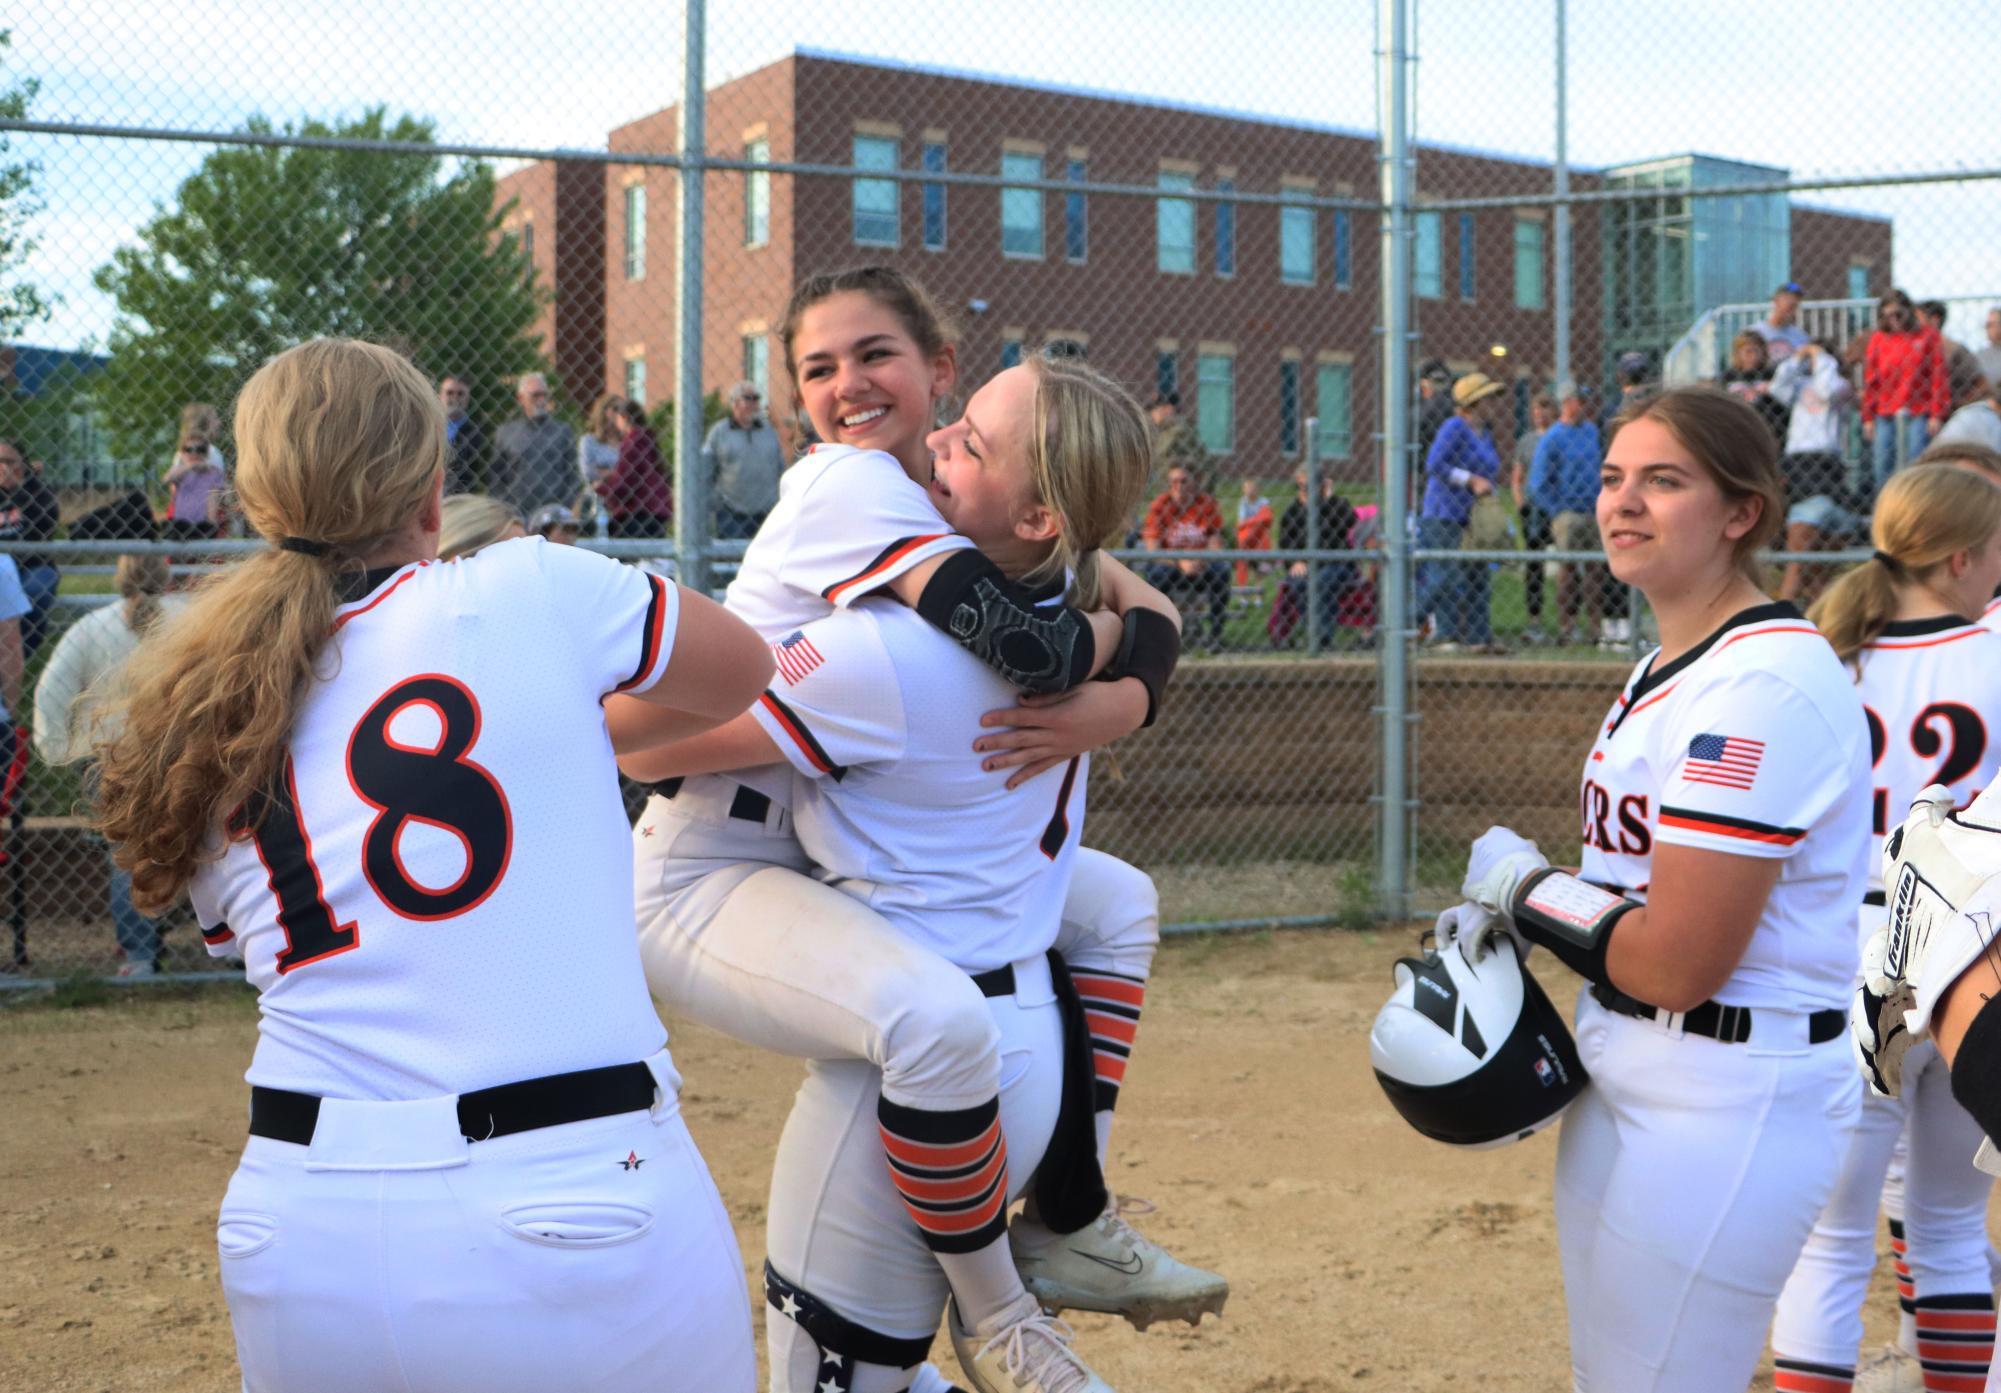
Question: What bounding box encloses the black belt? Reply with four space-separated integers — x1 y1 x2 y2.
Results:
1863 890 1886 907
652 777 772 824
1590 981 1844 1045
971 965 1015 998
248 1061 659 1147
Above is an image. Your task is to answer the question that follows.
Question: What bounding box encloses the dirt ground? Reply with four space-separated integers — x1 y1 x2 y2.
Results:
0 928 1946 1392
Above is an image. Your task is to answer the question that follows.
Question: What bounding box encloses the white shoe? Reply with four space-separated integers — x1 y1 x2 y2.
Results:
909 1363 971 1393
116 958 158 978
1853 1343 1923 1393
1011 1198 1229 1331
949 1292 1112 1393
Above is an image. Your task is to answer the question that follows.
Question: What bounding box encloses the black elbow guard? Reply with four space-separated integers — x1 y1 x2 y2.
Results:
1950 992 2001 1151
1511 868 1641 985
914 549 1094 694
1096 608 1181 727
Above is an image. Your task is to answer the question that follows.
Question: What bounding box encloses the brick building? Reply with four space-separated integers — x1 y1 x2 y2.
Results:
496 50 1892 480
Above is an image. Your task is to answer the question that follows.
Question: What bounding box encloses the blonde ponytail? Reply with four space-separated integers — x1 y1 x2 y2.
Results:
94 339 445 912
1810 464 2001 665
1019 354 1151 609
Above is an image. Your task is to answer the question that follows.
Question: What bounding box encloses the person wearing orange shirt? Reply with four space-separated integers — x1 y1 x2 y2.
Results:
1143 466 1229 652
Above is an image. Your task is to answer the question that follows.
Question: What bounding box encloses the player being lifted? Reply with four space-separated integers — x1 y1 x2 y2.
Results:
609 269 1225 1393
91 339 773 1393
1769 465 2001 1393
1459 387 1871 1391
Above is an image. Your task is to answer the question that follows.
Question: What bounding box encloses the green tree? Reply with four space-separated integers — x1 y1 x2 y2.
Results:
93 107 544 465
0 30 50 338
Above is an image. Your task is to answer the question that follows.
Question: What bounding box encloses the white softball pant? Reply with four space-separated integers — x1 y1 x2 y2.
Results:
631 780 1157 1113
1555 989 1860 1392
216 1050 755 1393
1771 1036 1994 1366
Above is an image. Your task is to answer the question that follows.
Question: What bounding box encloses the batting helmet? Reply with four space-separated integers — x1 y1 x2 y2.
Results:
1370 906 1589 1148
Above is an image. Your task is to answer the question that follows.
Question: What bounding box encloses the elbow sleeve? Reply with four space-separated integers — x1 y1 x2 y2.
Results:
914 548 1094 694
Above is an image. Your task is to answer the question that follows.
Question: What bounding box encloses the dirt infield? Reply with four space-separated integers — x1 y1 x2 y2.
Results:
0 929 1938 1391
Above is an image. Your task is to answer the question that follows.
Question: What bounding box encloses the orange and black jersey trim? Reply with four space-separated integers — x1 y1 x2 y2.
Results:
822 535 950 605
1657 805 1808 847
1606 601 1815 739
756 689 848 780
611 573 671 694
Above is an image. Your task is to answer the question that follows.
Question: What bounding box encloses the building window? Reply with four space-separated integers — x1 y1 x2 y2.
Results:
1197 351 1235 454
742 334 768 398
1001 150 1043 259
1045 338 1087 360
520 223 534 260
1414 210 1441 299
1155 350 1178 402
1279 359 1301 456
1848 264 1869 301
1280 200 1315 286
624 355 647 408
623 184 646 280
1215 177 1236 277
1333 210 1351 290
1316 362 1353 460
852 133 899 247
1513 218 1545 310
1064 158 1088 263
1000 337 1023 369
1458 214 1476 300
922 140 947 251
1156 170 1195 274
745 138 770 249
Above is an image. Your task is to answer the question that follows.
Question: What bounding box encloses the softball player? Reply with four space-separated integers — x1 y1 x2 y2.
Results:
609 272 1222 1381
1462 387 1870 1391
1768 465 2001 1393
90 339 772 1393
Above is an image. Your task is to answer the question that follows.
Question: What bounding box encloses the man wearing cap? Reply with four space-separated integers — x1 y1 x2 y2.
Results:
1417 372 1505 652
701 381 785 540
1529 387 1605 646
1752 281 1809 363
491 373 577 517
527 503 582 545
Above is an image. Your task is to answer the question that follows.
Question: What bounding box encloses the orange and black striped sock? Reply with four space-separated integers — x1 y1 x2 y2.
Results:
1914 1293 1995 1392
1072 969 1145 1113
877 1096 1009 1254
1771 1358 1852 1393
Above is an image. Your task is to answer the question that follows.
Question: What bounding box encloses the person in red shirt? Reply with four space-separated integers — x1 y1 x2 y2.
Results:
1863 290 1949 497
596 399 674 538
1233 476 1274 586
1143 465 1229 651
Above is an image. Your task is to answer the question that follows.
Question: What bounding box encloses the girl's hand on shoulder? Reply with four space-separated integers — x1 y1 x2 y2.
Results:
975 678 1149 788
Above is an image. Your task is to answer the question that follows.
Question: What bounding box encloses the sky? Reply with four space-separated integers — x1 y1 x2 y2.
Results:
10 0 2001 351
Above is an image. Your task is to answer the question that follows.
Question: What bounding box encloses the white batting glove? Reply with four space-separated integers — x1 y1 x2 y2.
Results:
1433 900 1523 965
1461 826 1549 922
1882 784 2001 1029
1852 925 1917 1097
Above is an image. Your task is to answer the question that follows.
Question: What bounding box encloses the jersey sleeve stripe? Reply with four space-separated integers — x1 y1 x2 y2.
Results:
201 922 235 945
611 574 671 694
822 534 952 604
756 690 848 780
1658 804 1807 846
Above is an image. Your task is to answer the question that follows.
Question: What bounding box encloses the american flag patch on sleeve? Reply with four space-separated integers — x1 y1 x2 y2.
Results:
1682 733 1765 791
773 631 826 685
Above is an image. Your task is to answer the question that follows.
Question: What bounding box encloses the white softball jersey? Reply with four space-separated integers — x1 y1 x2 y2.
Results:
191 538 680 1099
1577 601 1871 1012
745 598 1084 973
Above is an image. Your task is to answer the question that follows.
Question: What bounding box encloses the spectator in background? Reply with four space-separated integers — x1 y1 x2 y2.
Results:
490 372 576 516
1751 280 1809 363
162 404 228 542
1593 354 1653 649
1511 393 1557 644
701 380 784 540
1142 464 1229 652
0 436 60 658
1234 475 1273 586
527 502 582 545
1416 359 1456 472
1919 300 1986 414
1269 467 1359 650
438 373 486 495
1977 309 2001 386
437 494 526 561
1529 387 1605 646
595 398 672 539
576 392 625 538
32 554 185 976
1720 330 1790 445
1863 290 1949 493
1772 341 1862 605
1935 376 2001 454
1146 392 1211 504
1418 372 1504 653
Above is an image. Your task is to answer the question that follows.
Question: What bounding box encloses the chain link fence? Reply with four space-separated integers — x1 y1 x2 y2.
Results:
0 2 1994 978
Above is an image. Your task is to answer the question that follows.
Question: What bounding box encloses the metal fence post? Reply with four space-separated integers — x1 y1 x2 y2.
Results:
1304 413 1323 656
1376 0 1414 921
1552 0 1572 394
673 0 709 594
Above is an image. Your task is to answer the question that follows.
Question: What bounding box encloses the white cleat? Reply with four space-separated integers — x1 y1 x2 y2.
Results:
949 1292 1113 1393
1852 1343 1924 1393
1010 1197 1229 1331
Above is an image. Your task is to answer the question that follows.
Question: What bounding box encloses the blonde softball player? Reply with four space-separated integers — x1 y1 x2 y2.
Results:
1768 465 2001 1393
609 273 1222 1387
1461 387 1870 1392
90 340 773 1393
630 355 1151 1392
